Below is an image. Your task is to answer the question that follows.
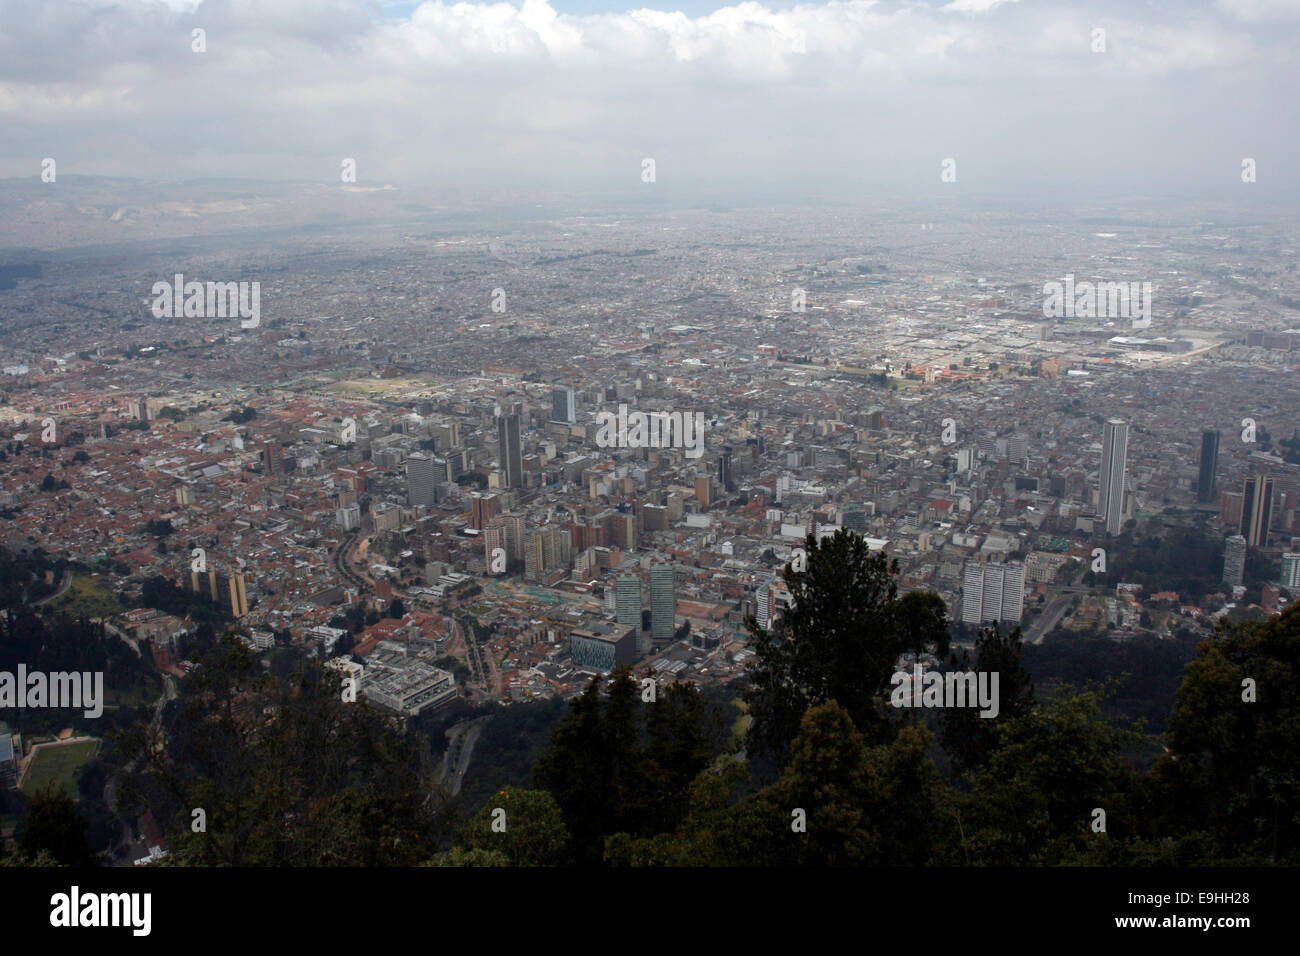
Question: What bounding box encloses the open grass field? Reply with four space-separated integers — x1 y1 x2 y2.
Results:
47 573 121 619
20 738 100 800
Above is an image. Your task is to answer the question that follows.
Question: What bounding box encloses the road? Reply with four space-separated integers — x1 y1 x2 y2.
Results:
32 569 71 605
440 715 492 799
103 673 177 865
1026 595 1072 644
1024 563 1092 644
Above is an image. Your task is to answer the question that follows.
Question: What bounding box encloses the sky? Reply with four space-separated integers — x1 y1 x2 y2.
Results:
0 0 1297 201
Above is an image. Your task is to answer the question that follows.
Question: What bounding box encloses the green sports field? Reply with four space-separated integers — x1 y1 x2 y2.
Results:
19 739 100 800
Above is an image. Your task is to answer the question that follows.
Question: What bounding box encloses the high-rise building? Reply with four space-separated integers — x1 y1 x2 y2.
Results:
498 411 523 489
756 577 793 630
483 525 507 570
1241 473 1274 548
961 561 986 625
1223 535 1247 587
1007 434 1028 465
615 575 641 629
262 440 281 477
496 512 525 561
1197 430 1220 504
961 560 1024 625
1281 552 1300 591
718 447 734 493
470 492 500 531
694 475 712 508
406 452 438 510
649 563 676 644
551 385 576 425
523 525 571 582
1221 491 1245 529
982 565 1004 624
1000 564 1025 623
336 503 361 530
1099 418 1129 535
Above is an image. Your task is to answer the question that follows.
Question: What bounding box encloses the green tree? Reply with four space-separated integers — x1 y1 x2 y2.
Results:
767 701 878 865
936 686 1140 866
940 623 1036 775
1152 604 1300 862
745 529 946 767
532 676 614 864
457 787 569 866
121 636 447 866
20 783 95 866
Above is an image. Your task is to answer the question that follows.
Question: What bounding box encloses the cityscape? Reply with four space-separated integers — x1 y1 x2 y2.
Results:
0 0 1296 934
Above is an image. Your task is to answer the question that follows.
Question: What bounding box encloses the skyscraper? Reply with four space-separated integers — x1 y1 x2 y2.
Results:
1223 535 1247 587
497 411 523 489
694 475 711 508
756 576 792 630
649 563 676 644
1197 430 1220 504
336 503 361 530
228 570 248 618
406 452 438 510
1099 418 1129 535
961 562 985 625
261 440 281 477
615 575 641 629
1241 473 1274 548
718 447 734 493
470 492 500 530
1281 552 1300 591
1000 564 1025 623
962 560 1024 625
551 385 576 425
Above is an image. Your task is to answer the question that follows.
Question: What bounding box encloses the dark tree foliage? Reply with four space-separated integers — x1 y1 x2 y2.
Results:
941 623 1036 776
121 637 450 865
138 575 230 628
532 668 725 864
450 698 565 810
1023 629 1201 735
744 529 949 767
19 783 95 866
1141 604 1300 863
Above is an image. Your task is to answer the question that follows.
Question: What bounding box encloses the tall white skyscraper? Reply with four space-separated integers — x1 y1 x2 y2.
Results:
1000 563 1025 623
1281 552 1300 591
962 560 1024 625
961 562 985 624
1099 418 1129 535
982 565 1004 623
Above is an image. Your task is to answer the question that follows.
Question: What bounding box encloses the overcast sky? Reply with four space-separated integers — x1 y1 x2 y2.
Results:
1 0 1297 201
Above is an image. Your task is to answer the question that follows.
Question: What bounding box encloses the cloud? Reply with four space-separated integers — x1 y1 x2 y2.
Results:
0 0 1293 198
1215 0 1300 21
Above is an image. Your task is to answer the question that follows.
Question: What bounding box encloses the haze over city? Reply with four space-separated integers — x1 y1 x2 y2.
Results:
0 2 1295 934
